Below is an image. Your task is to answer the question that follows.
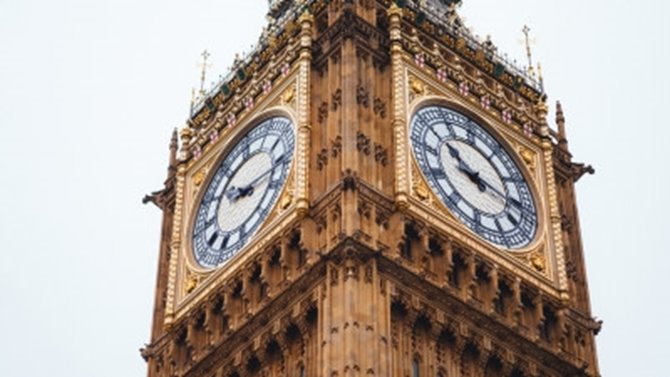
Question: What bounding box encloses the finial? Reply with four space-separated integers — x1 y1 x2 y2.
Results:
556 101 565 126
556 101 568 150
231 53 244 73
189 87 196 115
298 7 314 26
483 34 497 55
198 49 212 97
388 2 403 17
537 62 545 92
535 94 548 117
168 128 179 178
522 25 535 78
170 128 179 151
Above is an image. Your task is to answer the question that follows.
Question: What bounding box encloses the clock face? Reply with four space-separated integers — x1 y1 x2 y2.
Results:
192 116 295 269
410 105 538 249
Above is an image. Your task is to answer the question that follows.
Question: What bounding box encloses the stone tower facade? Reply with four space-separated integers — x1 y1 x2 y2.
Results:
142 1 601 376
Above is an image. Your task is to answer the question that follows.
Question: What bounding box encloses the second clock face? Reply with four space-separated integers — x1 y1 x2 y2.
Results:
410 105 538 249
192 116 295 269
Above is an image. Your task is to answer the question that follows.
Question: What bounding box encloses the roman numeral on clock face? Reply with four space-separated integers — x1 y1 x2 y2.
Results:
431 167 447 179
425 144 439 156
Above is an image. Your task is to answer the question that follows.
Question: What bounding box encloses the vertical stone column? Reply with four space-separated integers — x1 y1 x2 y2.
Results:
165 162 187 329
537 98 569 299
388 4 410 210
296 11 314 216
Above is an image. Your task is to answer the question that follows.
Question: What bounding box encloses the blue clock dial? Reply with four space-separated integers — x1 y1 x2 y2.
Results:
410 105 538 249
192 117 295 269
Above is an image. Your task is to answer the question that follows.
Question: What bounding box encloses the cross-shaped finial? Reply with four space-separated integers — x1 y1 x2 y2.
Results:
522 25 535 77
199 49 212 96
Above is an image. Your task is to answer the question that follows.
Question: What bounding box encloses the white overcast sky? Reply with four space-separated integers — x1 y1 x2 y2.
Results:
1 1 668 376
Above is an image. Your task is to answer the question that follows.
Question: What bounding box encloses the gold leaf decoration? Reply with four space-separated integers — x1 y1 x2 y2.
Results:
280 191 293 210
530 251 546 273
193 168 208 188
282 85 296 105
518 146 536 172
185 270 202 294
414 182 430 201
409 75 425 97
411 163 431 203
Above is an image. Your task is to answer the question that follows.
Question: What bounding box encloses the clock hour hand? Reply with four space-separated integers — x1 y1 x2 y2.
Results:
224 186 245 202
457 160 486 192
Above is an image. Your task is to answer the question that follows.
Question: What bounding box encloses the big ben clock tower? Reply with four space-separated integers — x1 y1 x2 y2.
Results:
142 1 601 376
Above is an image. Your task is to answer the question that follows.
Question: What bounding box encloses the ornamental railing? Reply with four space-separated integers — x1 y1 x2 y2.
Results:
190 0 308 116
403 0 543 92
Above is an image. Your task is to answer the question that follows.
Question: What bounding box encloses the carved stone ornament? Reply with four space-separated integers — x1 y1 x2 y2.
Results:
414 181 430 202
519 146 537 172
279 189 293 210
373 97 387 118
318 102 329 124
331 136 342 158
411 164 432 203
317 148 329 171
356 131 371 155
193 167 208 188
529 250 547 273
374 143 389 166
356 84 370 108
270 170 295 219
282 84 296 106
331 88 342 111
185 269 204 295
409 75 425 96
409 75 431 103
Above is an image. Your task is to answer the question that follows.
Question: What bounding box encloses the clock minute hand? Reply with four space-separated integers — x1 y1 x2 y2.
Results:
446 143 462 161
478 176 506 199
225 186 243 201
237 155 286 197
449 144 486 191
226 156 286 202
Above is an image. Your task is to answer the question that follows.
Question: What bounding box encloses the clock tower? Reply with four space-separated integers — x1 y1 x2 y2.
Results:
142 1 601 376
